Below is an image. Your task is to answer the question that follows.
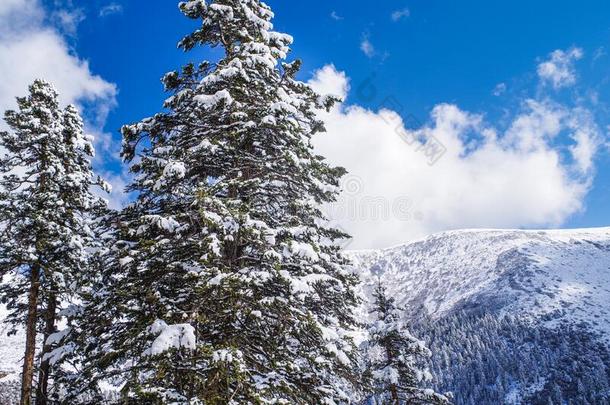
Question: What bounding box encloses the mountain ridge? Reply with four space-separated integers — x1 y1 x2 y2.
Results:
349 226 610 338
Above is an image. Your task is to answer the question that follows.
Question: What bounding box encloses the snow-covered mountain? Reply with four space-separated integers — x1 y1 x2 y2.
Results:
350 227 610 337
350 227 610 404
2 227 610 404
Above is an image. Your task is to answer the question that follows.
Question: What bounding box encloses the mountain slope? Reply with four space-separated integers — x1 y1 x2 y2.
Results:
350 227 610 404
350 227 610 337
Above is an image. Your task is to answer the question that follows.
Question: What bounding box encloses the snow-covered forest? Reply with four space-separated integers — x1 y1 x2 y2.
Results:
1 1 610 405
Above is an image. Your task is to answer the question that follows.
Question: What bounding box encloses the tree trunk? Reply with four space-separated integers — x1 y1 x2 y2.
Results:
20 265 40 405
385 343 400 405
390 383 400 404
36 289 57 405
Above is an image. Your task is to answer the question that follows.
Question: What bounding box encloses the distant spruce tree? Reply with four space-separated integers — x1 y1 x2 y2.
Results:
366 281 450 404
70 0 362 403
0 80 108 405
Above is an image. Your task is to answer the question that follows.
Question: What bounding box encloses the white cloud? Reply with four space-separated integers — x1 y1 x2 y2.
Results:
99 3 123 18
0 0 43 33
391 8 410 22
0 31 115 116
566 108 601 174
360 35 375 58
330 11 343 21
493 82 507 96
309 64 349 100
0 0 122 205
0 0 35 17
309 65 601 249
0 0 116 124
537 48 583 89
52 8 86 36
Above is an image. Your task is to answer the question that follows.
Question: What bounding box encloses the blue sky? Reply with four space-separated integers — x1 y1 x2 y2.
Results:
2 0 610 248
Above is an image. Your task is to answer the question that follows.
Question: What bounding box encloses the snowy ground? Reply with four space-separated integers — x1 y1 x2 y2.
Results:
0 304 25 403
0 305 24 380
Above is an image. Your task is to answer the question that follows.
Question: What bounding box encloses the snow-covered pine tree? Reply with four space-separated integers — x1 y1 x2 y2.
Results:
51 211 120 405
70 0 362 404
0 80 108 405
36 104 110 405
366 281 450 404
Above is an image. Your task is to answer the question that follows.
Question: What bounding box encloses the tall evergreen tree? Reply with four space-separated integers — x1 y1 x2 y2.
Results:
0 80 108 405
69 0 361 403
36 104 110 405
365 282 449 404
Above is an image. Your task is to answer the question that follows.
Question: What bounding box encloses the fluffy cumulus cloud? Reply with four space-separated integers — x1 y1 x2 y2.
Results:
309 65 602 249
537 47 583 89
0 0 116 121
0 0 124 208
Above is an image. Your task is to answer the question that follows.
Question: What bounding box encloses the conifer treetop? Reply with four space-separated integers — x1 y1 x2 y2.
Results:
0 78 109 315
366 282 451 404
